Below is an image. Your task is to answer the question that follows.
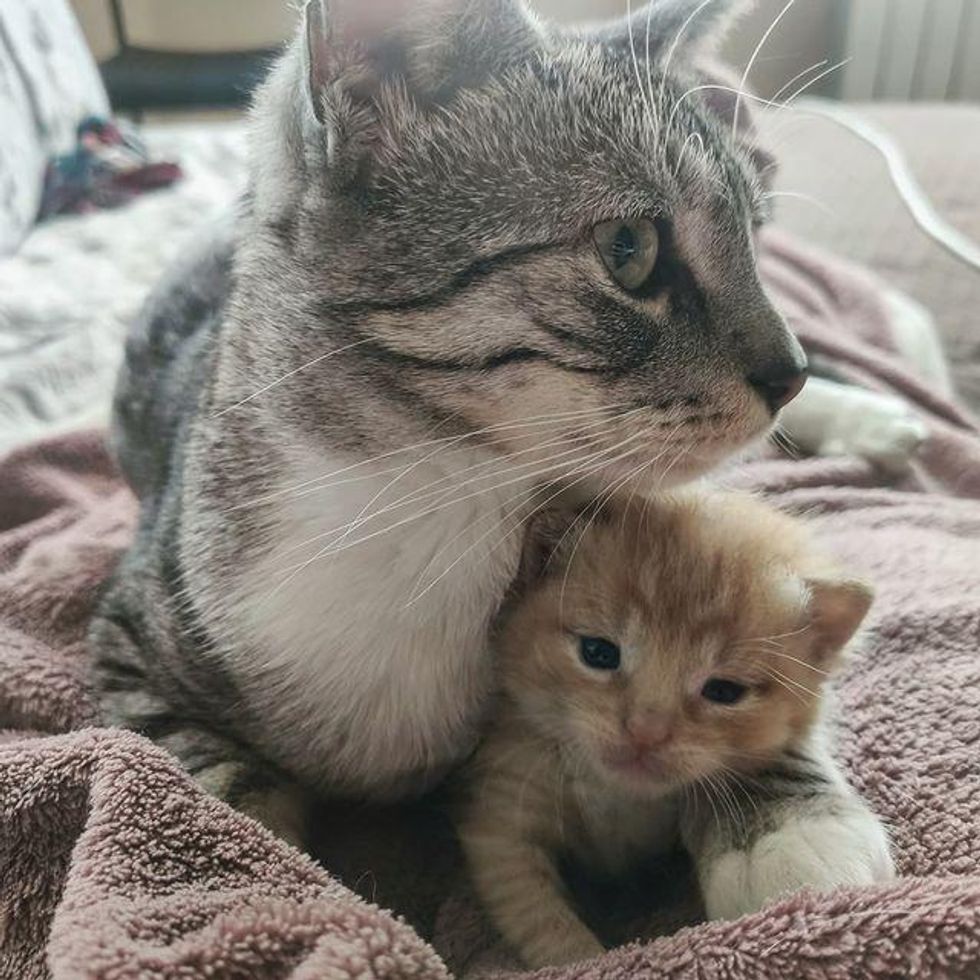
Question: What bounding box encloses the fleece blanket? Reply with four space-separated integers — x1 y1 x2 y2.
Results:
1 228 979 980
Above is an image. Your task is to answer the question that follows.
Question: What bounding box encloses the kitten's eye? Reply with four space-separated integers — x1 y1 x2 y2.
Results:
701 678 748 705
578 636 621 671
593 218 659 291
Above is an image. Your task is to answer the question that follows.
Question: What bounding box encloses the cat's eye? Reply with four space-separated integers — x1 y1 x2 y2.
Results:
593 218 659 291
578 636 621 671
701 678 748 705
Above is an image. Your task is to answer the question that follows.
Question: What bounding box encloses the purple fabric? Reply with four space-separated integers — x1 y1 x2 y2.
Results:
1 230 978 979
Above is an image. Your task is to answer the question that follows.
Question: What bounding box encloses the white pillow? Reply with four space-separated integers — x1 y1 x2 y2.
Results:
0 0 109 255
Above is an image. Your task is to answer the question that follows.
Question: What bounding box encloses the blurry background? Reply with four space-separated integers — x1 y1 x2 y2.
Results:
70 0 980 114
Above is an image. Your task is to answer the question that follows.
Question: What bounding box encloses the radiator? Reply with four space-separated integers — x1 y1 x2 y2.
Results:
841 0 980 101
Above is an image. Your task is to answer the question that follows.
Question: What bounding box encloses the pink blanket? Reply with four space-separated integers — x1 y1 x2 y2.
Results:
2 229 979 979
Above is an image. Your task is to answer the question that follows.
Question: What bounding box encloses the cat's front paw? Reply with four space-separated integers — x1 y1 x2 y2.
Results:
817 392 928 474
700 808 895 920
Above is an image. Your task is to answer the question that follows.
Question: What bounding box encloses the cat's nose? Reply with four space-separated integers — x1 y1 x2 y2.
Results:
748 364 808 414
625 714 673 750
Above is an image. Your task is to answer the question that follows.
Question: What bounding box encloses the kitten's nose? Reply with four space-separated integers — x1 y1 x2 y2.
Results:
625 714 673 751
748 365 808 413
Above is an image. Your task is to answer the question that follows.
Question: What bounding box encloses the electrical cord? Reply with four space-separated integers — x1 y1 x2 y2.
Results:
799 97 980 274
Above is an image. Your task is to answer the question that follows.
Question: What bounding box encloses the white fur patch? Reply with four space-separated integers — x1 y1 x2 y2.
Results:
223 444 528 797
780 376 928 474
701 807 896 920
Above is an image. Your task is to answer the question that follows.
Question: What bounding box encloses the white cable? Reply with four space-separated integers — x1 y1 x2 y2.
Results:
798 97 980 274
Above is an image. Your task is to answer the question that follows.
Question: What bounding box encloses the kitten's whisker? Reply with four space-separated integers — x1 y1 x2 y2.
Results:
740 624 811 645
761 665 817 701
767 650 830 677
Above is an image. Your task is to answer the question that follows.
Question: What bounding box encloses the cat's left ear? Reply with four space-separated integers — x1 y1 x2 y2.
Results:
590 0 752 62
304 0 540 124
804 578 874 663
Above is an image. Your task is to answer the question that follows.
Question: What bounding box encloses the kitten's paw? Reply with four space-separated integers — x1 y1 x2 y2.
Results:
818 393 927 474
701 809 895 920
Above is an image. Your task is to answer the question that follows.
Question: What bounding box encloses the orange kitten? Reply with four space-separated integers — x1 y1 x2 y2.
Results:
457 491 873 969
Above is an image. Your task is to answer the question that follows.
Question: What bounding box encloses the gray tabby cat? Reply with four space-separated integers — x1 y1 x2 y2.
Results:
91 0 893 924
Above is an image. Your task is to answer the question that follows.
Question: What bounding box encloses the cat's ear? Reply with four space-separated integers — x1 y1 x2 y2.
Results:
303 0 539 124
516 508 583 589
591 0 752 62
804 578 874 662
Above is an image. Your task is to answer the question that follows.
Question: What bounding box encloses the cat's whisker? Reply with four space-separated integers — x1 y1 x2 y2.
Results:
272 413 640 569
399 411 655 594
769 424 803 460
405 423 661 607
625 0 657 133
211 338 374 418
755 56 852 153
778 56 851 112
556 421 685 617
769 59 829 104
295 403 634 511
763 190 836 220
366 406 645 528
269 444 607 592
732 0 797 139
673 131 707 181
320 408 633 558
449 416 674 596
230 402 631 514
656 0 716 116
283 427 632 596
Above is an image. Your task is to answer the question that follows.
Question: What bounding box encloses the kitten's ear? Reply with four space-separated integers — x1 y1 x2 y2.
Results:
517 508 582 589
303 0 539 124
592 0 753 62
805 578 874 662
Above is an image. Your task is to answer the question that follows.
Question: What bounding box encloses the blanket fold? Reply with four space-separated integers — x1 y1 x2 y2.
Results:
1 231 979 980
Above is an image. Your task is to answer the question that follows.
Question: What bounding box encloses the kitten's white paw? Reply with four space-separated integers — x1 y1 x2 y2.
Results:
701 809 895 920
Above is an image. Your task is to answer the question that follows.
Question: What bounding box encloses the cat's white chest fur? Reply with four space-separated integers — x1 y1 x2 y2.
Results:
225 448 527 797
